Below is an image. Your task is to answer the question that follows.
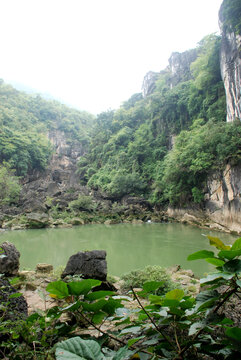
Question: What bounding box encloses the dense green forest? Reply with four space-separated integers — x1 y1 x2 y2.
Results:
0 0 241 209
0 81 94 204
0 80 94 176
77 33 241 206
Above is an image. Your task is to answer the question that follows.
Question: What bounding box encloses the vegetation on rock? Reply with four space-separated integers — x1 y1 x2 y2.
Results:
0 164 21 205
0 80 94 197
77 34 241 207
219 0 241 35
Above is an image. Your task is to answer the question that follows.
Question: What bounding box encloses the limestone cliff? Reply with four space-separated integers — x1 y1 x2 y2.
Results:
142 48 197 97
166 2 241 234
19 130 88 213
142 71 159 97
203 1 241 232
168 49 197 88
205 164 241 233
219 3 241 122
167 162 241 233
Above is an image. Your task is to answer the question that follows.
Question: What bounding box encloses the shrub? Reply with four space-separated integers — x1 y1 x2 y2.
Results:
68 195 96 212
0 164 21 205
121 265 177 294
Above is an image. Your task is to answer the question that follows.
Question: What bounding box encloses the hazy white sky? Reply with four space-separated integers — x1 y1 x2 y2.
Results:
0 0 223 114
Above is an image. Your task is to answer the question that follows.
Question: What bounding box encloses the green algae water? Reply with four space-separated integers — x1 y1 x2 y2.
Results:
0 223 236 277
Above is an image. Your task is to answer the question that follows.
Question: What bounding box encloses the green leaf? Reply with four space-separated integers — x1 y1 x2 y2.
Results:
218 249 241 260
112 346 135 360
142 281 164 293
205 258 225 266
225 327 241 341
162 299 180 308
200 272 233 284
80 299 107 313
120 326 141 335
168 307 184 316
9 277 20 285
231 237 241 251
127 336 144 347
187 250 215 261
180 298 195 310
102 298 123 316
165 289 184 301
62 301 81 312
148 294 163 305
68 279 101 296
46 281 69 299
114 317 131 326
195 290 218 311
55 336 104 359
9 292 22 299
220 318 234 325
207 236 230 250
189 321 205 336
142 337 160 346
92 311 106 324
236 280 241 287
85 290 114 301
223 259 241 273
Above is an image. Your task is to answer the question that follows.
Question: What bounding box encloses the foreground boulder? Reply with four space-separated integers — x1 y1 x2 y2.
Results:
0 278 28 320
0 241 20 276
61 250 107 281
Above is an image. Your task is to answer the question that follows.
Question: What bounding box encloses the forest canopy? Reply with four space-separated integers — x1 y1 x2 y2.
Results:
77 34 241 205
1 28 240 208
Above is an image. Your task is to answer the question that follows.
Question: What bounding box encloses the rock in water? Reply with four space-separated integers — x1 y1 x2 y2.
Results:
36 263 53 274
61 250 107 281
0 241 20 276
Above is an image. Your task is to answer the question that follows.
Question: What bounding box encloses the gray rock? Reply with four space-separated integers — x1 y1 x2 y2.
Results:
26 212 49 228
62 250 107 281
219 5 241 123
142 71 159 97
168 49 197 87
0 241 20 276
23 198 47 213
36 263 53 274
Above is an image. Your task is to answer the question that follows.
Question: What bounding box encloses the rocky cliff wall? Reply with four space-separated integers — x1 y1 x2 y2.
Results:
18 130 88 213
142 71 159 97
142 48 197 97
220 31 241 122
168 49 197 88
167 163 241 235
219 7 241 122
205 164 241 233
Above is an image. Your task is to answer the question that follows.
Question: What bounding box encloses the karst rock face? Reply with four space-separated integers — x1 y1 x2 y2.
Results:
205 164 241 234
168 49 197 88
19 129 88 213
142 49 197 97
203 2 241 233
142 71 159 97
219 5 241 123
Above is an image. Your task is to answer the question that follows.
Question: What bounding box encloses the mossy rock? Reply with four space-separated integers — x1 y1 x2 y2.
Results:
70 217 85 225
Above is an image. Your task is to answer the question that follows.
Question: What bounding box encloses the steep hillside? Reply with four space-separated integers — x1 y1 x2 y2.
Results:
0 81 94 207
78 34 240 208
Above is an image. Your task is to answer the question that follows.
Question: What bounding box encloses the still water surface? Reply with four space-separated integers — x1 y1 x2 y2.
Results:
0 223 236 277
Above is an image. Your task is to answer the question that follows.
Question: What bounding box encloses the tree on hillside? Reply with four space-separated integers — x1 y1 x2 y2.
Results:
0 164 21 205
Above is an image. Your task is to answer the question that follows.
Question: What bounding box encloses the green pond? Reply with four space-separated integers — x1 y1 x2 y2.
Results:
0 223 236 277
